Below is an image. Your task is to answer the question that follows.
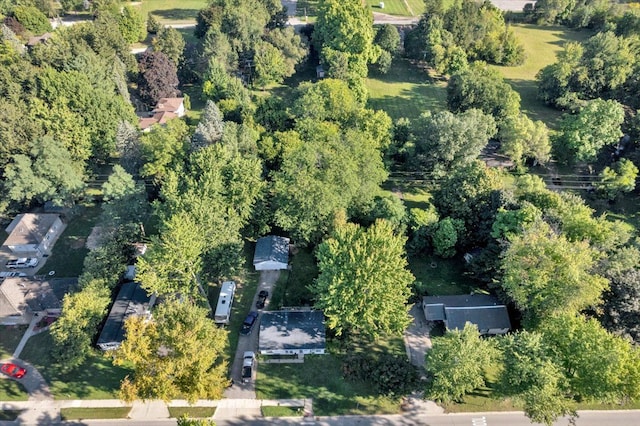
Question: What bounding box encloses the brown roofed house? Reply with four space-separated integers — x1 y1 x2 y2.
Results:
4 213 63 256
139 97 185 132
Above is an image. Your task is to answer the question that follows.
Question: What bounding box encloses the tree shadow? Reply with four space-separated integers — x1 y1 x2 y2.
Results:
152 8 201 21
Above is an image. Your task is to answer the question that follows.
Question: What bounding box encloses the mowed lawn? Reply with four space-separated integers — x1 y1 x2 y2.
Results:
492 24 592 127
134 0 207 23
366 58 447 120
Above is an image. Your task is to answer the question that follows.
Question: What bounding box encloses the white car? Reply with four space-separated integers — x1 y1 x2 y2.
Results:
6 258 38 269
242 351 256 383
0 271 28 278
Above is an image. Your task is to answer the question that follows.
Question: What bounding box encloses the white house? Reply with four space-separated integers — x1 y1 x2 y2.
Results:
258 310 326 358
139 97 186 132
4 213 63 255
253 236 290 271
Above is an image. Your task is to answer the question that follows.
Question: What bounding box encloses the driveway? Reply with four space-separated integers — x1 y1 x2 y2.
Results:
403 303 432 371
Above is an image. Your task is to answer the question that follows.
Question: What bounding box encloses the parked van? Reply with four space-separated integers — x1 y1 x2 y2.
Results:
214 281 236 325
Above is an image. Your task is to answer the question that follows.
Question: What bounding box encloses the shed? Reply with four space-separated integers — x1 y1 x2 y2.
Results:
253 236 290 271
97 282 153 351
4 213 63 255
258 310 326 356
316 65 325 79
422 294 511 335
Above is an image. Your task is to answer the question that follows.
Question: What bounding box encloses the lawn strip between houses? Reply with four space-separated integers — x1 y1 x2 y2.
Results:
134 0 208 24
60 407 131 420
0 379 28 401
262 405 303 417
0 325 27 359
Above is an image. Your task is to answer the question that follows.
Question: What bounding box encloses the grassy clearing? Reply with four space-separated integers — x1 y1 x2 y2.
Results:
491 24 591 127
262 405 303 416
0 379 28 401
134 0 207 23
270 247 317 309
42 205 102 278
409 255 476 296
295 0 320 18
367 0 411 16
60 407 131 420
168 407 216 418
19 332 131 400
366 58 447 121
256 355 401 415
0 325 27 359
405 0 426 15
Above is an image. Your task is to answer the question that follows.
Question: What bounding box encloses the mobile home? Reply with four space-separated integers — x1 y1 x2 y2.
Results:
214 281 236 325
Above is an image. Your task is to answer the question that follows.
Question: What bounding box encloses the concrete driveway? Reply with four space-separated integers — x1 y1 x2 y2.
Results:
403 303 432 370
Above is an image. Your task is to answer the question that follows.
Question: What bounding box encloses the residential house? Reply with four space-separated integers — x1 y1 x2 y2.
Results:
0 277 76 325
422 294 511 335
26 32 52 48
253 236 290 271
139 97 186 132
3 213 63 256
258 310 326 358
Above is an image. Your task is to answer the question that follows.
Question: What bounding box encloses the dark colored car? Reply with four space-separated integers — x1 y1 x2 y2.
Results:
240 311 259 335
256 290 268 309
242 351 256 383
1 363 27 379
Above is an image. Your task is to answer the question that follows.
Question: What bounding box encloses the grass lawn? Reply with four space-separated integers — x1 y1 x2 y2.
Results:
366 58 447 121
491 24 592 127
42 205 102 278
19 332 131 400
367 0 411 16
262 405 303 416
409 255 476 296
270 247 317 309
0 379 28 401
168 407 216 418
60 407 131 420
0 325 27 359
256 355 401 416
134 0 208 23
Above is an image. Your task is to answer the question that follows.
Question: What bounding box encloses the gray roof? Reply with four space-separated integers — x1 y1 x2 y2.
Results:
253 236 290 265
4 213 60 246
259 310 326 352
0 277 75 317
97 282 151 348
423 294 511 332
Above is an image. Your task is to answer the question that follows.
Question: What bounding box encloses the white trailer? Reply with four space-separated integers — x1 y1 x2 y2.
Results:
214 281 236 325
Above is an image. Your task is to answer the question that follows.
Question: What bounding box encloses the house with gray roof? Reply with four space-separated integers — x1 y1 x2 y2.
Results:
422 294 511 335
4 213 63 256
97 282 153 351
259 310 326 357
0 277 76 325
253 236 290 271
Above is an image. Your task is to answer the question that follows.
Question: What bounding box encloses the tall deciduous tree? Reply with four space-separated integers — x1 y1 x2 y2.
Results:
553 99 624 164
118 5 146 43
500 220 608 323
425 323 495 402
114 299 229 403
313 219 415 339
137 51 180 106
596 158 638 200
140 118 189 182
152 26 186 66
498 113 551 168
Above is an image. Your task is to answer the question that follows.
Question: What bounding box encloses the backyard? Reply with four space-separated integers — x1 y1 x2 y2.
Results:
133 0 208 24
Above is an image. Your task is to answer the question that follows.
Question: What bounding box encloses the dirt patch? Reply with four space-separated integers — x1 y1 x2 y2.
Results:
69 238 86 249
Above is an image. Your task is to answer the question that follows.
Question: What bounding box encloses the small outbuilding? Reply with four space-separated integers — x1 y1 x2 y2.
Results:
97 282 153 351
258 310 326 357
4 213 63 255
422 294 511 335
253 236 290 271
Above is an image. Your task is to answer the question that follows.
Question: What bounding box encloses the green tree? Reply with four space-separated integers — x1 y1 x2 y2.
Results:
447 61 521 122
137 51 180 106
498 113 551 168
152 26 186 66
263 26 307 78
410 109 496 176
500 219 608 323
553 99 624 164
313 219 415 339
374 24 400 53
114 299 229 403
432 217 463 258
425 323 495 402
253 40 288 87
12 5 52 34
192 100 225 150
4 136 85 205
499 331 575 426
102 165 137 202
118 5 146 43
596 158 639 200
140 118 190 182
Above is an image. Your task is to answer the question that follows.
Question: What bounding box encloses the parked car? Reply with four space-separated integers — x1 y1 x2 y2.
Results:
0 271 27 278
242 351 256 383
256 290 268 309
1 363 27 379
240 311 259 335
6 258 38 269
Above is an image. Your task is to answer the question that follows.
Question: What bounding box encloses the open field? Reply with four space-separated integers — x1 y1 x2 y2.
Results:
60 407 131 420
367 0 412 17
366 59 447 121
134 0 207 23
492 24 592 127
20 332 131 400
42 205 102 278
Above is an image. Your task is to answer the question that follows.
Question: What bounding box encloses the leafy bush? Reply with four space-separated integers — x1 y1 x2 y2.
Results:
342 353 420 395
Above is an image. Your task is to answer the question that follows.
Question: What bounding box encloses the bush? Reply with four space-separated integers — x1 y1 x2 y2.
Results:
12 5 51 34
342 353 420 395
